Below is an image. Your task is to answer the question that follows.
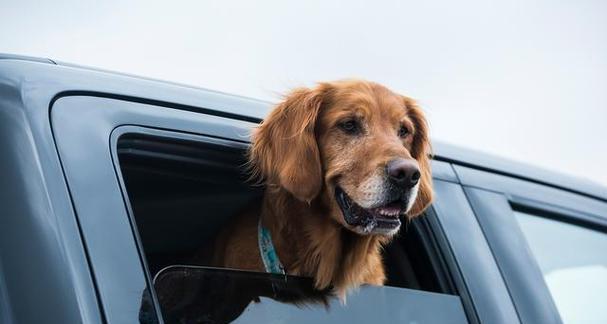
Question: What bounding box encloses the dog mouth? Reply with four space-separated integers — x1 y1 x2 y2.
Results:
335 186 406 235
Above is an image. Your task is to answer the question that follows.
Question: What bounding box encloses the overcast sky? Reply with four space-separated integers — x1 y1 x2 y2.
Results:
2 0 606 186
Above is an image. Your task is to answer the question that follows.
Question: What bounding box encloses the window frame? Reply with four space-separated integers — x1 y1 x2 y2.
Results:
114 128 471 323
458 164 607 324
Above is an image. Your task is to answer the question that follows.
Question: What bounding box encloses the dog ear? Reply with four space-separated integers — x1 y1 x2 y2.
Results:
403 96 434 217
249 85 330 202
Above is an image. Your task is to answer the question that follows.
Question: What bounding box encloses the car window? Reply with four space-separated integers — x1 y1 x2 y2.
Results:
114 130 469 324
514 211 607 324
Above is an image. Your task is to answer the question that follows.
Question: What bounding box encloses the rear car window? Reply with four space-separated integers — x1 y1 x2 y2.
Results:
515 211 607 323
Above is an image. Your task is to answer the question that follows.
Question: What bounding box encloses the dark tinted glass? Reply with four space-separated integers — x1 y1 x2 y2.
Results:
153 266 467 324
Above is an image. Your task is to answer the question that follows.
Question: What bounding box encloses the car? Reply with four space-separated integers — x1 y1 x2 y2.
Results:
1 53 606 324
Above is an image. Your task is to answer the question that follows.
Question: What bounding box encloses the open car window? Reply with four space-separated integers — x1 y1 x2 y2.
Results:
151 265 467 324
114 129 469 324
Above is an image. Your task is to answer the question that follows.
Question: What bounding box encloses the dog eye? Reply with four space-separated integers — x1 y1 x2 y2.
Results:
338 120 360 135
398 125 410 138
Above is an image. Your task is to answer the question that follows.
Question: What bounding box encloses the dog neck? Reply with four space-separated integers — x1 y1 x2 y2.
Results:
261 187 386 295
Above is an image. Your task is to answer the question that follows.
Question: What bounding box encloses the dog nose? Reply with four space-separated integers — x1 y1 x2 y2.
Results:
386 159 421 188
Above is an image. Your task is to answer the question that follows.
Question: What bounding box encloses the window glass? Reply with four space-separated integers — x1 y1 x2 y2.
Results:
514 211 607 323
153 266 468 324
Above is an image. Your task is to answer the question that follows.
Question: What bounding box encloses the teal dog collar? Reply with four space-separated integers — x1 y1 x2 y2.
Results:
257 218 286 275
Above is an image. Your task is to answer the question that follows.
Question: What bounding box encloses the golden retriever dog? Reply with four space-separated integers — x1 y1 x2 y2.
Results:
212 79 433 297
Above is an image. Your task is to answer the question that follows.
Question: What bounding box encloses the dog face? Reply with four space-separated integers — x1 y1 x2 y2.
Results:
250 80 433 236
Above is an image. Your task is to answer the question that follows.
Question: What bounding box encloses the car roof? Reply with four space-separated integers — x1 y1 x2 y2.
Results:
2 53 606 202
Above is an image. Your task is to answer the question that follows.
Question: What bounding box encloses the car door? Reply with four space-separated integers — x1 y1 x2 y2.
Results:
51 94 472 323
457 165 607 324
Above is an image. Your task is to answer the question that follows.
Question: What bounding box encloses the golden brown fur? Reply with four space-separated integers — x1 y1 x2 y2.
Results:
213 80 433 296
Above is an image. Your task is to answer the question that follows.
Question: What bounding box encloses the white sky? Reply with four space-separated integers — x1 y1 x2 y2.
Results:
2 0 606 186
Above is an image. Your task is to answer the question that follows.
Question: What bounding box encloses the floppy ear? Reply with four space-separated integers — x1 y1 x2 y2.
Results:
249 85 329 202
403 96 434 217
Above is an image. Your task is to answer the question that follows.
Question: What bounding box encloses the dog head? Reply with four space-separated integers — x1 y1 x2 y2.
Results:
250 80 433 236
